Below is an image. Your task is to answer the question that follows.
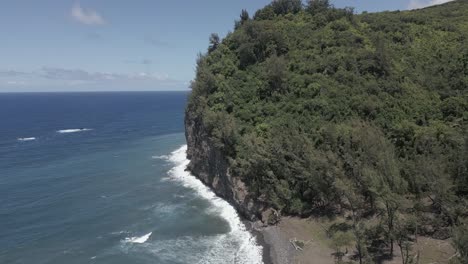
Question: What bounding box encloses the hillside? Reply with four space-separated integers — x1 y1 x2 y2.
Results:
185 0 468 262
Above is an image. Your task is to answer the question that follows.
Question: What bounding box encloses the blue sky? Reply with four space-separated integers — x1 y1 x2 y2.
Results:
0 0 454 92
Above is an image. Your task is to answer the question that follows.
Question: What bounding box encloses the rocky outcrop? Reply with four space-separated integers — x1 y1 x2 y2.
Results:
185 108 273 223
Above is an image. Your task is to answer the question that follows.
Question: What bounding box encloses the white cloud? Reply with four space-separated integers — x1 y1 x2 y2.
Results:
5 80 27 86
0 70 29 77
408 0 454 9
40 67 173 83
0 67 188 92
71 2 105 25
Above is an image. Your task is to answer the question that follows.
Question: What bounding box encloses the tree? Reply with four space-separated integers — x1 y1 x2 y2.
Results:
254 5 276 20
354 222 370 264
379 179 404 257
395 217 419 264
306 0 331 15
452 223 468 264
238 43 257 69
235 9 251 29
261 55 288 97
208 33 220 53
240 9 250 23
332 231 354 263
271 0 302 15
373 34 391 77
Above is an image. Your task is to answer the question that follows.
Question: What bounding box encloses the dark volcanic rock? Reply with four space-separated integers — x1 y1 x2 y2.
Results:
185 107 270 222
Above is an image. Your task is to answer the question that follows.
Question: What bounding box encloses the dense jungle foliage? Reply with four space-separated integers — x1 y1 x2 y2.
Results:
187 0 468 262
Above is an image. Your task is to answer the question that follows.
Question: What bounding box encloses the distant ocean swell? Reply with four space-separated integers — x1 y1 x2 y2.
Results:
16 128 93 142
164 145 264 264
17 137 36 142
56 128 93 134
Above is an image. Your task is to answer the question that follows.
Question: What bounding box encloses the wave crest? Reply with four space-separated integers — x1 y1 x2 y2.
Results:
57 128 92 134
17 137 36 142
124 232 152 244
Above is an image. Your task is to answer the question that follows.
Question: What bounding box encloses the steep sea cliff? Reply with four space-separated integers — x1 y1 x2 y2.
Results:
185 108 271 223
185 105 289 264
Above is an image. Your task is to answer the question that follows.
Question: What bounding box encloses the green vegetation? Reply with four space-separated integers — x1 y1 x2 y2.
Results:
187 0 468 262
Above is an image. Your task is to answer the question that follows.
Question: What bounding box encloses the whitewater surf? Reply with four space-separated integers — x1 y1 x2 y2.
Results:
166 145 264 264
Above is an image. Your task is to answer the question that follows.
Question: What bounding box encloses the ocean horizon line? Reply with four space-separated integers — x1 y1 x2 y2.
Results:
0 90 191 94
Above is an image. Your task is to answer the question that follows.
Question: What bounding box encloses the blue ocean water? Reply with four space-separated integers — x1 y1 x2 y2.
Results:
0 92 262 264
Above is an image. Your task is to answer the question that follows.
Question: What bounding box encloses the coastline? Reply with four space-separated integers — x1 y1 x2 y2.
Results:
247 217 337 264
184 108 328 264
182 142 458 264
244 221 274 264
244 220 297 264
245 220 296 264
255 220 297 264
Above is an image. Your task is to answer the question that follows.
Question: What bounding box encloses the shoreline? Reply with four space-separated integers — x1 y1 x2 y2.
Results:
244 221 274 264
247 217 337 264
244 220 297 264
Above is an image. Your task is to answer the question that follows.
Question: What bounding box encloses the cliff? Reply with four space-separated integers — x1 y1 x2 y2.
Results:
185 106 276 223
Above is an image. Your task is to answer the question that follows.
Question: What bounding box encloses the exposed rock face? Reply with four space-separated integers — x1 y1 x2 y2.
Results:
185 108 271 222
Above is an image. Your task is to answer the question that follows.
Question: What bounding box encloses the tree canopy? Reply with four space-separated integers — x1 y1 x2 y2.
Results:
187 0 468 262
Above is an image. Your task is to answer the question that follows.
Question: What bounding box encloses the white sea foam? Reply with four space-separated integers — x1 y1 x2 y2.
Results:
17 137 36 142
159 176 171 182
57 128 92 134
111 231 129 235
124 232 152 244
140 202 180 215
151 155 169 160
165 145 264 264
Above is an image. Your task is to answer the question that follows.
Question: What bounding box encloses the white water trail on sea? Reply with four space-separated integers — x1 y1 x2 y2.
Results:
57 128 92 134
166 145 264 264
17 137 36 142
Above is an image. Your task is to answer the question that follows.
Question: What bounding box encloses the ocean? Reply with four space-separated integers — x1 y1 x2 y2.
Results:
0 92 263 264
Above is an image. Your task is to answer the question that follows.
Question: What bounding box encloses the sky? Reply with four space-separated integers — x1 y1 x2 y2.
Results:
0 0 455 92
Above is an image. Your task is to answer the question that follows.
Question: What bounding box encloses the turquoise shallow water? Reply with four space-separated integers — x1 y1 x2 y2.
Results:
0 92 262 264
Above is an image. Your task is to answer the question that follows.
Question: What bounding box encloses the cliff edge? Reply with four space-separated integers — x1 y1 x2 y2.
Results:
185 106 275 223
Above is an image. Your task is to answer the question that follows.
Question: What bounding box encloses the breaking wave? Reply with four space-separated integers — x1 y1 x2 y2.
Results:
124 232 152 244
17 137 36 142
164 145 264 264
57 128 93 134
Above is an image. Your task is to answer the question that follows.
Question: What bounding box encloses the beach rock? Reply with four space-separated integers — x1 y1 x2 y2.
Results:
261 208 281 226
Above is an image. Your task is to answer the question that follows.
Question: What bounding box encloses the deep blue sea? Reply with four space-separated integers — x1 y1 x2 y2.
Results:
0 92 262 264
